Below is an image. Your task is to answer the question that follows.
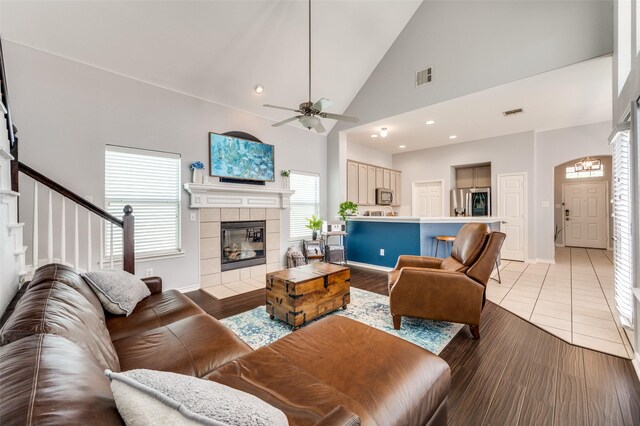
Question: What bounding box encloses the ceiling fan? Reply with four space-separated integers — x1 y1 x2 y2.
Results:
263 0 358 133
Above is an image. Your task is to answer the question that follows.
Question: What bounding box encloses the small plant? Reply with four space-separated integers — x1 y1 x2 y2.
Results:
191 161 205 170
305 215 324 240
338 201 358 221
280 169 291 177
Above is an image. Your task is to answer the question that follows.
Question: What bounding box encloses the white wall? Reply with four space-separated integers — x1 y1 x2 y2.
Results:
328 0 614 214
5 42 327 291
614 0 639 122
346 141 392 169
392 131 536 258
533 121 612 262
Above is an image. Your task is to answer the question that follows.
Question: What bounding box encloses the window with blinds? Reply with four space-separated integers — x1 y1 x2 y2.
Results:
104 146 181 259
289 171 320 240
612 130 634 327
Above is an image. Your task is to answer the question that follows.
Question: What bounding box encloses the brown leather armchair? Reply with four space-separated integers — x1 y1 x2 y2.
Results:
388 223 506 339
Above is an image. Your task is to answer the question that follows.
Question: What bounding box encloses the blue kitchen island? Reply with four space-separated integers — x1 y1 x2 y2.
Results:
346 216 501 268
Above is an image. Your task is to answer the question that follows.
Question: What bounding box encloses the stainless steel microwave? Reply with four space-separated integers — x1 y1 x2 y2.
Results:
376 188 394 205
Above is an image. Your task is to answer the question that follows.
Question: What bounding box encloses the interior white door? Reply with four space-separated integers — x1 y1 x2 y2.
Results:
563 182 608 249
413 181 443 217
498 173 526 261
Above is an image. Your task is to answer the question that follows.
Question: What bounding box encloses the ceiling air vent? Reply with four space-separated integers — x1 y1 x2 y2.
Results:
502 108 524 117
416 67 432 87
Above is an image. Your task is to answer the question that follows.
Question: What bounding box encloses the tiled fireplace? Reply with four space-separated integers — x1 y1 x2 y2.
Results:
221 220 266 271
199 207 281 299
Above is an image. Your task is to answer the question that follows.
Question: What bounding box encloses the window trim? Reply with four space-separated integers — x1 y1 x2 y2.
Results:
103 145 182 262
289 170 321 242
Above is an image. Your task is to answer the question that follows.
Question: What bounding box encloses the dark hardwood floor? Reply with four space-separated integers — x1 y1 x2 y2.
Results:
185 265 640 426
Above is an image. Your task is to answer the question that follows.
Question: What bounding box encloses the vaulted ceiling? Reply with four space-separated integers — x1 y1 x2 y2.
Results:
1 0 422 132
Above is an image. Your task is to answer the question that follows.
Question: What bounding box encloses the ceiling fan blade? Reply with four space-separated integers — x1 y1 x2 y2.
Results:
272 116 301 127
312 120 326 134
319 112 359 123
312 98 333 112
263 104 301 113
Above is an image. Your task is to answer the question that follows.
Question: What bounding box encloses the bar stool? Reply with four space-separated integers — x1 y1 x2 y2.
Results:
434 235 502 283
434 235 456 258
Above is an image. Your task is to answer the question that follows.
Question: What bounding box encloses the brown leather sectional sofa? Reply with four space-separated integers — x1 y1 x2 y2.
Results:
0 263 451 426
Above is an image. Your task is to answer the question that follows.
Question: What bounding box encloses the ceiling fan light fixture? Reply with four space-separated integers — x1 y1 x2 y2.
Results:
380 127 388 138
574 157 601 171
299 115 320 129
254 84 264 94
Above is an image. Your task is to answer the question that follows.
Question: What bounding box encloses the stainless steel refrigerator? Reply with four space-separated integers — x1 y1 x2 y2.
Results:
450 188 491 217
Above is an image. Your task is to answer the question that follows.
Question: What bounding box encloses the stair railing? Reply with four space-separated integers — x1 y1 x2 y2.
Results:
18 162 135 274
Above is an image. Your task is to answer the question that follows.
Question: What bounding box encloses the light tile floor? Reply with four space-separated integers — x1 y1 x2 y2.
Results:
203 276 265 299
487 247 633 358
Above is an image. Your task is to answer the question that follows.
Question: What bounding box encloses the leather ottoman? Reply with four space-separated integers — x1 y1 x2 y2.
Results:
206 315 450 426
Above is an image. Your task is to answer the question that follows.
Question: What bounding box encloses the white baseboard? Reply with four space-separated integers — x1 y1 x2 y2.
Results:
346 261 392 272
554 243 565 247
177 284 200 293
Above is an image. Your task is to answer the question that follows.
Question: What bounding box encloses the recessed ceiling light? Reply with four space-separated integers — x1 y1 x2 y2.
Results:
425 120 435 125
380 127 388 138
371 134 378 138
254 84 264 94
399 145 406 149
449 135 457 139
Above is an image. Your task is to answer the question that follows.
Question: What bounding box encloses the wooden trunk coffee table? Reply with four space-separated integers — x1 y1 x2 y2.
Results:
266 263 350 329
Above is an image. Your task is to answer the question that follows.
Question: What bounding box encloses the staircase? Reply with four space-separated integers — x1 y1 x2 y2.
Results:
0 39 135 315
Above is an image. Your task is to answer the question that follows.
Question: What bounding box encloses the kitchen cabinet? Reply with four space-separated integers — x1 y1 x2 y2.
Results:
358 164 368 205
393 171 401 206
474 166 491 187
455 165 491 188
456 168 475 189
375 168 384 189
390 172 396 196
347 161 358 202
347 160 401 206
367 166 376 205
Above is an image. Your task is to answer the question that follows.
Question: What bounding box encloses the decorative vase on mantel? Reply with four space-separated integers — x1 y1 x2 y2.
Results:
191 161 205 184
192 169 205 184
281 170 291 189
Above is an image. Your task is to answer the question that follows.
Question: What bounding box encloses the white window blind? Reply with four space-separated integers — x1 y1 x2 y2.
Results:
289 171 320 240
612 130 634 327
105 146 181 259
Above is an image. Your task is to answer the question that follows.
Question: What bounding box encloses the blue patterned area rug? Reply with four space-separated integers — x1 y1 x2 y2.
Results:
220 288 464 355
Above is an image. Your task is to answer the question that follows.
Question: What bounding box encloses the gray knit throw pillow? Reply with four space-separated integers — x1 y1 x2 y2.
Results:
83 271 150 316
105 369 289 426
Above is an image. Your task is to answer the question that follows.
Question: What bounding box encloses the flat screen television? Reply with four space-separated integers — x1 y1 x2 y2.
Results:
209 132 275 182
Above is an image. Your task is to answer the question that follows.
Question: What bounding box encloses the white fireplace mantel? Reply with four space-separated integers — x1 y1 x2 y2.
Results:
183 183 294 209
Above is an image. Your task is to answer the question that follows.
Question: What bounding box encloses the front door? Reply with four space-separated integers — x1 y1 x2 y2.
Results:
413 181 443 217
497 173 526 261
563 182 608 249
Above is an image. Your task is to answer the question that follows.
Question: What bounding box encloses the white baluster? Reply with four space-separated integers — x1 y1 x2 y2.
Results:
99 219 104 270
87 212 92 272
47 189 53 263
32 182 39 269
60 199 66 264
110 223 114 270
74 204 79 271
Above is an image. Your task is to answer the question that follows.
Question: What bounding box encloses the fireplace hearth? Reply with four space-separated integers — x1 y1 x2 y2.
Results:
221 221 266 271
